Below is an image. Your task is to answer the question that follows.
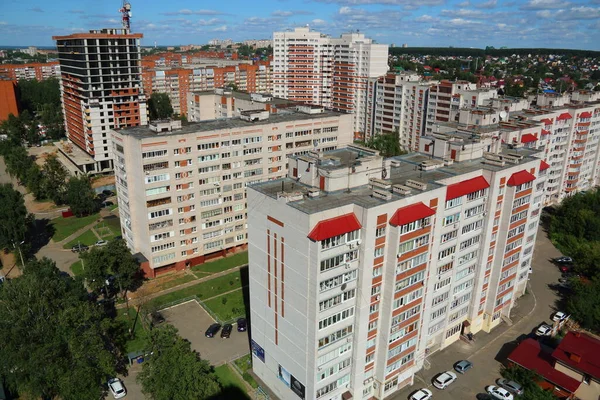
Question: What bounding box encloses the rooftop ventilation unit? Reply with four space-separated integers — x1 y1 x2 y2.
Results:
405 179 428 191
372 188 392 201
392 184 412 195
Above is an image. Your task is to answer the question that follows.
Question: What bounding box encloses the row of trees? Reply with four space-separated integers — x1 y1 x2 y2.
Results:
0 257 227 400
389 46 600 58
549 189 600 332
359 131 408 158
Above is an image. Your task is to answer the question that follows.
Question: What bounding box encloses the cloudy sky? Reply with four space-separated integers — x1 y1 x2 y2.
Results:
1 0 600 49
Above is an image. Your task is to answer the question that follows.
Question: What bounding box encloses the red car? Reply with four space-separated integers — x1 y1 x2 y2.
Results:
559 265 571 273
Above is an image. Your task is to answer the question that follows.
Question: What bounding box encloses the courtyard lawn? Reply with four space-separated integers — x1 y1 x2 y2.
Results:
147 270 244 310
62 229 99 249
233 354 259 389
214 365 251 399
192 251 248 275
156 274 196 291
51 213 100 242
70 260 83 276
117 308 150 354
203 289 247 322
94 217 121 240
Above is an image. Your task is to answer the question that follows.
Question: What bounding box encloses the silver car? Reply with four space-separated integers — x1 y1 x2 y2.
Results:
497 378 524 395
454 360 473 374
433 371 457 389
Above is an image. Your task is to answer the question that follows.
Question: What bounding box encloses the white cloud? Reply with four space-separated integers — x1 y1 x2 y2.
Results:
415 14 437 22
519 0 571 10
161 9 225 16
311 19 328 26
473 0 497 9
314 0 444 5
554 6 600 20
271 10 314 17
211 25 228 32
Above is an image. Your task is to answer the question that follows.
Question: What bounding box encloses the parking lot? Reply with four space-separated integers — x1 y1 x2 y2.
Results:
391 226 564 400
161 300 251 365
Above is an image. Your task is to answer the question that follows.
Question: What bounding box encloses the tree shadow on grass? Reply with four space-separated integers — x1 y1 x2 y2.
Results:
27 218 54 255
207 385 251 400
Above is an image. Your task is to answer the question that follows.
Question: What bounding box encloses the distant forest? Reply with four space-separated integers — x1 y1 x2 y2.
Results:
389 47 600 58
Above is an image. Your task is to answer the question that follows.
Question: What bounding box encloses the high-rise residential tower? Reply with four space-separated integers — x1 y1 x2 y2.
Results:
273 27 388 138
53 28 148 173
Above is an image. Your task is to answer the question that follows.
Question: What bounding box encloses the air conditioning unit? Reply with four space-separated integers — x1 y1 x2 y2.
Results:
375 295 380 301
357 239 362 245
345 264 351 270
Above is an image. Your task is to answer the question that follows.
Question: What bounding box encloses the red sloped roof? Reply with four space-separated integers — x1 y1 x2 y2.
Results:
557 112 572 121
508 338 580 393
389 202 436 227
307 213 361 242
540 160 550 171
579 111 592 119
541 129 551 135
541 118 553 125
446 176 490 201
552 332 600 380
521 133 538 143
507 170 536 186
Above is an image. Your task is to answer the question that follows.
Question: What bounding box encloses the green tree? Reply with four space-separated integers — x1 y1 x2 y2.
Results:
148 93 174 120
0 258 120 400
41 154 68 204
80 246 109 293
65 175 98 217
362 130 406 158
566 278 600 332
0 184 32 254
137 325 221 400
500 365 558 400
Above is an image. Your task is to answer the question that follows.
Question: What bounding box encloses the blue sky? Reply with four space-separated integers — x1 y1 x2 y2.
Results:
1 0 600 49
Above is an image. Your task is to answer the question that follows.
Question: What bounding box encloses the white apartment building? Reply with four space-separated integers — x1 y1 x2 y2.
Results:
110 108 353 277
365 71 433 149
273 27 388 138
247 138 546 400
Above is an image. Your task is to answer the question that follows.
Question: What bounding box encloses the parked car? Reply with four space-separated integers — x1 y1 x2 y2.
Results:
95 240 108 247
151 312 165 325
410 388 432 400
454 360 473 374
554 256 573 264
237 317 247 332
476 394 495 400
486 385 514 400
433 371 457 389
103 189 115 197
536 324 552 336
71 244 89 253
552 311 567 322
221 324 233 338
559 264 572 273
497 378 524 395
107 377 127 399
205 323 221 338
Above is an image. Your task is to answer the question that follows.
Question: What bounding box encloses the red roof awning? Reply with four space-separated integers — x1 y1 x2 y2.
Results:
541 129 551 136
552 332 600 381
521 133 538 143
389 202 436 227
446 176 490 200
507 170 536 186
557 112 572 121
308 213 361 242
540 118 553 125
540 160 550 171
579 111 592 119
507 338 580 393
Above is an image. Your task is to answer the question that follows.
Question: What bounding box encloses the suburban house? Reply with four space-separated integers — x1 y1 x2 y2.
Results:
508 331 600 399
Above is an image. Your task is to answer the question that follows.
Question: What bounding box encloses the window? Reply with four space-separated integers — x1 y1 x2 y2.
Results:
198 142 219 150
396 253 428 274
318 325 353 349
385 352 414 374
437 261 453 275
376 227 386 238
441 230 458 243
374 247 385 258
149 208 172 219
459 235 481 250
457 250 478 266
390 305 421 328
146 185 170 196
151 242 175 253
513 195 531 208
319 270 358 293
431 306 447 320
392 288 423 309
456 265 476 281
145 173 170 184
321 230 359 250
320 250 358 272
389 321 418 343
450 292 471 310
432 291 449 306
443 213 460 226
428 320 445 335
466 188 487 201
453 278 474 294
438 246 456 260
369 303 379 314
516 181 533 192
464 204 485 218
318 307 354 330
446 323 462 338
399 217 431 234
508 224 526 238
387 338 417 359
445 198 462 209
394 271 425 292
505 238 523 253
317 343 352 366
319 289 356 312
434 277 452 291
462 220 483 234
142 149 168 159
510 210 528 223
373 266 382 277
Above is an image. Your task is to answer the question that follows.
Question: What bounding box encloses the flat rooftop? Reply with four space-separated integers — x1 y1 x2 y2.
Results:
252 146 541 215
117 109 344 140
191 90 295 107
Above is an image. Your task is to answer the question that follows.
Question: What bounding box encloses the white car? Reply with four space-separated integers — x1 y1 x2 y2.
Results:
95 240 108 247
410 388 433 400
108 378 127 399
433 371 457 389
487 385 514 400
535 324 552 336
552 311 567 322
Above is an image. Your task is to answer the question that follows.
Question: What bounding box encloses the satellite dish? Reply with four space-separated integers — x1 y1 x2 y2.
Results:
499 111 508 121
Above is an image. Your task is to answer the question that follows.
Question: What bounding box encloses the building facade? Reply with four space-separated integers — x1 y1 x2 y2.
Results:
273 27 388 137
0 79 19 121
247 139 546 400
110 108 353 277
53 28 148 173
0 62 60 81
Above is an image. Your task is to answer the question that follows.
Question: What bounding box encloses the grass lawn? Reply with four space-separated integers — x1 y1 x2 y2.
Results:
109 204 119 211
214 364 251 399
94 218 121 240
62 229 99 249
70 260 83 276
117 308 150 354
51 213 100 242
156 274 196 291
147 270 244 310
204 289 247 322
233 354 258 389
192 251 248 275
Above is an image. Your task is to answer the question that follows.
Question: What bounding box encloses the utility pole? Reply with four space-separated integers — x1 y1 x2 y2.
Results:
13 240 25 267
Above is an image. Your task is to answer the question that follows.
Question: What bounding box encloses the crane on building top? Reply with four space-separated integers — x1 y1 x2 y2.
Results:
119 1 132 31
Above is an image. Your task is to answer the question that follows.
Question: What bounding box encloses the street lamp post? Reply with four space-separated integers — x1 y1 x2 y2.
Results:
13 240 25 267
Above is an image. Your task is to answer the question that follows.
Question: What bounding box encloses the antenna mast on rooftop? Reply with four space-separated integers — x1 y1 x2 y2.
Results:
120 1 132 31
